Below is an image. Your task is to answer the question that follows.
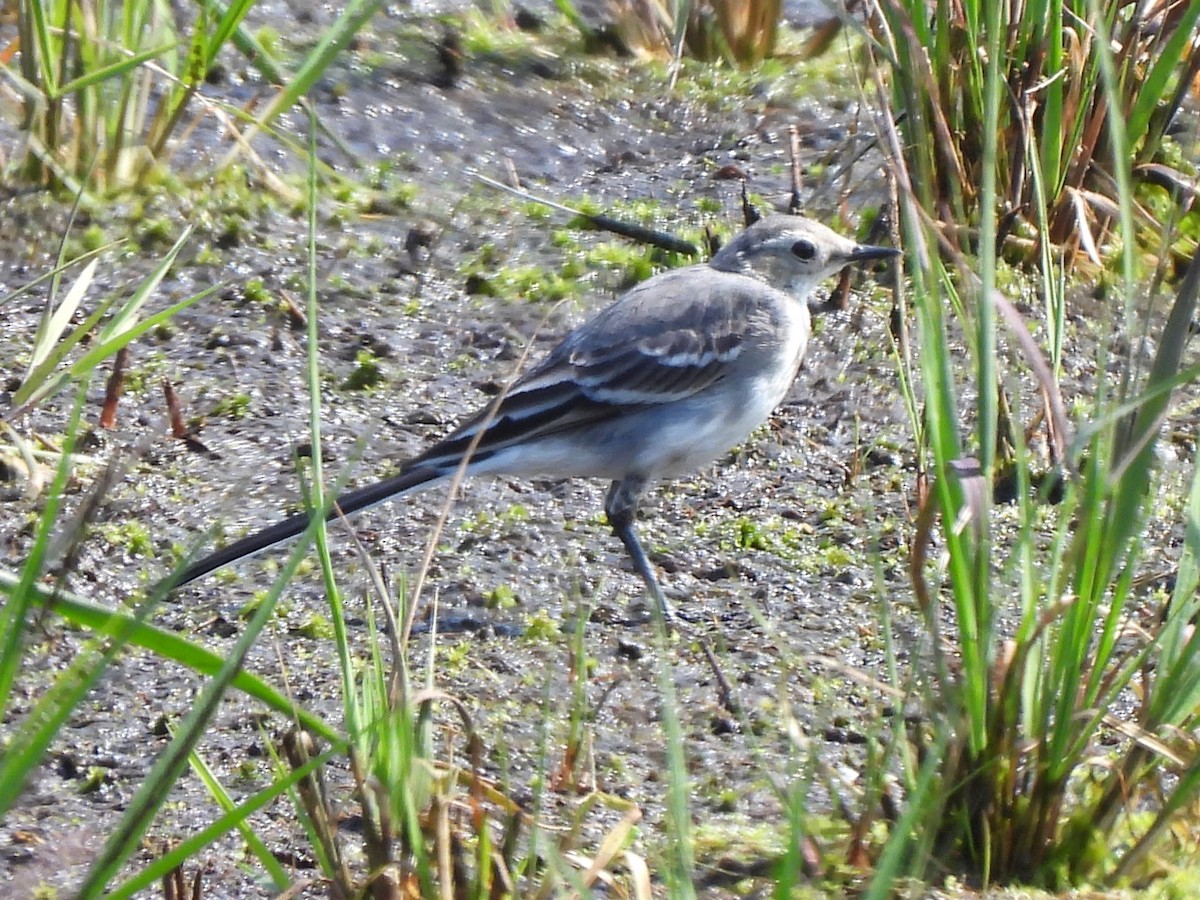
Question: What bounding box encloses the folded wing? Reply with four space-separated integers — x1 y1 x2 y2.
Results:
414 270 764 470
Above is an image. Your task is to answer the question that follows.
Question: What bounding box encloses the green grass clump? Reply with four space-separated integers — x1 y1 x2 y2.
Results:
210 393 252 418
5 0 388 196
875 221 1200 889
861 0 1199 272
849 3 1200 886
342 349 386 391
99 522 154 558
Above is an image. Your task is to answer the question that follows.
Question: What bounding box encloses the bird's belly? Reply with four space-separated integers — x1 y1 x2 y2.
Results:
639 367 796 477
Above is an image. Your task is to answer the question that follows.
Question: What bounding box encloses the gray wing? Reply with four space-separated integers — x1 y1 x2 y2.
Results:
410 268 775 470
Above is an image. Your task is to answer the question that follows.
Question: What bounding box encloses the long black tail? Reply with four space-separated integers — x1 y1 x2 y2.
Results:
166 351 595 592
170 465 445 589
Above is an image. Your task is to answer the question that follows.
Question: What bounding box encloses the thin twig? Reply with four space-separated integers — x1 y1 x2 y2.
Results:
473 174 699 257
787 124 804 214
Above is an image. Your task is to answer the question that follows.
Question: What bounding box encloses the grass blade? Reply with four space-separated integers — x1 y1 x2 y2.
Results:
0 387 89 760
2 571 339 742
24 257 98 378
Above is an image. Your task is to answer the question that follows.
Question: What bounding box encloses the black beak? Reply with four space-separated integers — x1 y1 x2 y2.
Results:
847 243 901 263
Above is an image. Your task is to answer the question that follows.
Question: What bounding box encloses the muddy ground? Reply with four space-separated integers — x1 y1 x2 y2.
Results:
2 4 1189 898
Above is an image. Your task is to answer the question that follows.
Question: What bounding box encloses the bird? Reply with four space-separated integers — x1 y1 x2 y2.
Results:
169 214 899 620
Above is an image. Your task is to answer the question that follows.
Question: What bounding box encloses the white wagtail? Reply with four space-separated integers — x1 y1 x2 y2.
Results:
171 215 898 619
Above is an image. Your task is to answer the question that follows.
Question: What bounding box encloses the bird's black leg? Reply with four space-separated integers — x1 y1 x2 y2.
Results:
604 478 677 624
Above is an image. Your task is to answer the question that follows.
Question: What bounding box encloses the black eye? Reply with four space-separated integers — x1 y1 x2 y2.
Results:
791 239 816 260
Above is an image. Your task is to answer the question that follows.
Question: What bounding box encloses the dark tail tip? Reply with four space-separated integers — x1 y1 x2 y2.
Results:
165 464 444 591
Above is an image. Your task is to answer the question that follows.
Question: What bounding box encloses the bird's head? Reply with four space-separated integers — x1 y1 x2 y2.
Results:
709 214 899 299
